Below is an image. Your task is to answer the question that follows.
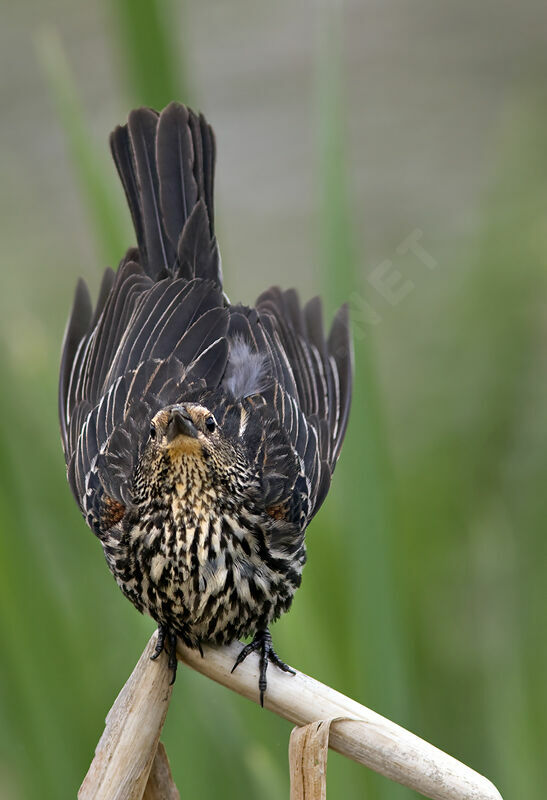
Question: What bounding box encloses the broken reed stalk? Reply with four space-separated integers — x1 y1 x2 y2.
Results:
79 635 177 800
80 631 503 800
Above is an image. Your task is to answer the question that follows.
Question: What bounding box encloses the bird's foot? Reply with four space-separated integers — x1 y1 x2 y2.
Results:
231 629 295 706
150 624 178 684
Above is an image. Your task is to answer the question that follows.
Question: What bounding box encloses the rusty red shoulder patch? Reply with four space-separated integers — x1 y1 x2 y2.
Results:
100 495 126 531
266 502 288 521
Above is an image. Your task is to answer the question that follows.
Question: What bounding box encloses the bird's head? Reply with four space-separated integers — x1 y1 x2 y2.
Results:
133 402 250 504
149 403 220 458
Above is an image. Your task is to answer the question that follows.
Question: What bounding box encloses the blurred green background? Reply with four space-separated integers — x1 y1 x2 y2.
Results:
1 1 546 798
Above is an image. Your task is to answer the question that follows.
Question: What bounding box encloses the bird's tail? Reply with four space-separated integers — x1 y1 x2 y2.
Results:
110 102 221 286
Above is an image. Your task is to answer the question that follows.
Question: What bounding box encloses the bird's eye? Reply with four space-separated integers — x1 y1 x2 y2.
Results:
205 415 216 433
149 424 156 440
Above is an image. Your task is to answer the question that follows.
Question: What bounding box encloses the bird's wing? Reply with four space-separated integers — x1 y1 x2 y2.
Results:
60 264 228 534
60 103 227 535
223 288 353 527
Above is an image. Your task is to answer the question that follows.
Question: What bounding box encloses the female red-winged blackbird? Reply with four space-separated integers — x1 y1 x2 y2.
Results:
59 103 352 704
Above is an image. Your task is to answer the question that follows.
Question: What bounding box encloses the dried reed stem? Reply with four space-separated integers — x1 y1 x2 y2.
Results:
79 631 504 800
177 637 503 800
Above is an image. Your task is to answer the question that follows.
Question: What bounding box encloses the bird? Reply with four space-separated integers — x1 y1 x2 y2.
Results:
59 102 353 704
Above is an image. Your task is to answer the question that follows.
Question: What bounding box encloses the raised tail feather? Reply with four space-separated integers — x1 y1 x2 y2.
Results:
110 102 221 287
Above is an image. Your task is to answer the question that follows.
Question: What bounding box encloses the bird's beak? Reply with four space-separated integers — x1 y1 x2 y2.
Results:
166 408 199 442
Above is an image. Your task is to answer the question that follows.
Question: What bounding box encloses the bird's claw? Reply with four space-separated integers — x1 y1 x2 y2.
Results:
151 624 178 684
231 629 295 706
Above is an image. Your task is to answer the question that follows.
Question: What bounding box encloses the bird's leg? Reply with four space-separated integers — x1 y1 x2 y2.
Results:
150 624 178 684
231 628 295 706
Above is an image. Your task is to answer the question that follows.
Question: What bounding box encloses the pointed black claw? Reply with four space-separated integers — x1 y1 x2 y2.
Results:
268 649 296 675
167 630 178 684
230 641 257 673
150 625 178 684
150 625 167 661
231 629 294 705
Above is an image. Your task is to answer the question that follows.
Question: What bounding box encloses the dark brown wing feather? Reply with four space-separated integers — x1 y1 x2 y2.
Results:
251 288 353 522
60 104 225 533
